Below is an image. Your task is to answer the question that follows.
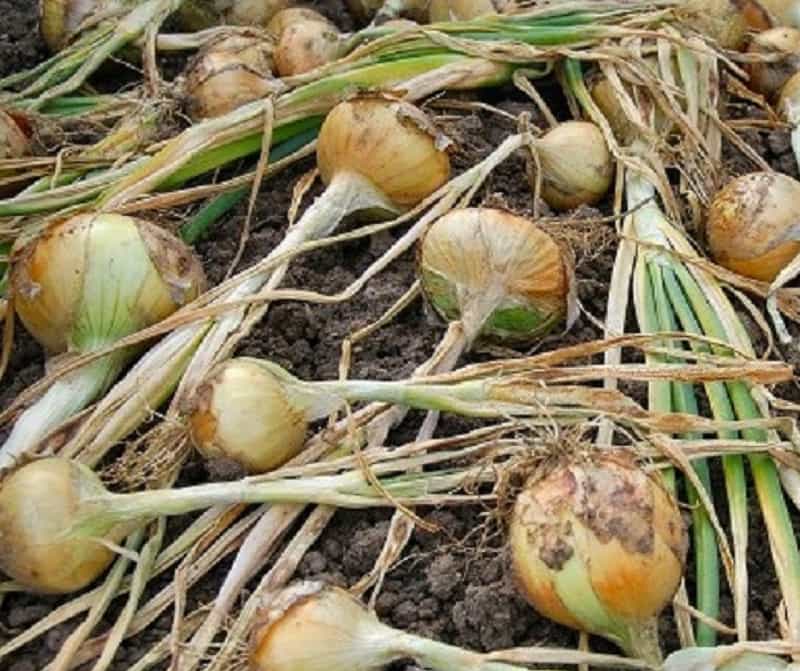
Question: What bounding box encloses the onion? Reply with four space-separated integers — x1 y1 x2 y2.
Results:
0 458 125 594
272 11 344 76
184 34 280 120
266 8 328 37
759 0 800 28
0 213 205 470
419 208 569 344
427 0 500 22
39 0 98 52
683 0 771 50
187 358 316 473
225 0 290 26
345 0 427 24
748 27 800 97
534 121 613 210
0 110 31 160
706 171 800 282
510 452 687 664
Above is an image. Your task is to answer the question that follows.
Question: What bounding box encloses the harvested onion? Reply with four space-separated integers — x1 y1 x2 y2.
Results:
39 0 98 51
272 11 344 76
187 358 315 473
0 110 31 160
419 208 569 344
184 34 279 120
0 458 126 594
510 452 687 664
748 27 800 97
345 0 427 24
707 172 800 282
225 0 290 26
428 0 501 22
533 121 613 210
683 0 771 50
1 213 205 470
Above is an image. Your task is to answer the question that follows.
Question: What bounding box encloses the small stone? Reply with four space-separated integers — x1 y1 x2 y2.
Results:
767 130 791 155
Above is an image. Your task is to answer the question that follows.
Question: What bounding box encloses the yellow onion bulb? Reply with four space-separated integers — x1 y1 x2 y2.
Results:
226 0 290 26
759 0 800 28
317 97 451 208
535 121 613 210
39 0 99 52
187 358 310 474
267 8 328 37
428 0 500 22
184 35 279 121
510 453 687 663
778 68 800 121
0 458 123 594
747 27 800 97
273 15 343 77
11 213 205 354
250 582 397 671
419 208 569 344
0 110 31 159
682 0 771 50
707 172 800 282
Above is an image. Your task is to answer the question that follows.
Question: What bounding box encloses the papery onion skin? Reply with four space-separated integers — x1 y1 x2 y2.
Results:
250 581 397 671
184 35 279 121
187 358 309 474
273 17 342 77
317 97 450 207
11 213 205 354
267 8 329 37
510 453 687 659
226 0 290 26
759 0 800 28
683 0 771 50
39 0 99 52
748 27 800 97
419 208 568 343
707 172 800 282
427 0 498 21
536 121 613 210
0 458 121 594
0 110 31 159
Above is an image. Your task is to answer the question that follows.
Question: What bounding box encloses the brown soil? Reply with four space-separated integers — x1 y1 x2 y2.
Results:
0 2 797 671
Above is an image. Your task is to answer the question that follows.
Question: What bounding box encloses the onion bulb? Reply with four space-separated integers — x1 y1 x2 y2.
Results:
187 358 318 473
345 0 427 24
39 0 99 51
0 213 205 470
748 27 800 97
682 0 771 50
510 452 687 664
758 0 800 28
428 0 502 22
184 34 280 120
272 11 344 76
419 208 569 344
0 458 125 594
534 121 613 210
0 110 31 159
707 172 800 282
225 0 290 26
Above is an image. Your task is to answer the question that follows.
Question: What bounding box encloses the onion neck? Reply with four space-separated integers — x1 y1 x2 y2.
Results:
619 617 663 667
395 631 529 671
0 349 130 471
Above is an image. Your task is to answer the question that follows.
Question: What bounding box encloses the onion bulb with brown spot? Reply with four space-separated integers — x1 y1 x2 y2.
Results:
510 452 687 665
682 0 772 50
0 457 126 594
0 213 205 470
419 208 570 344
187 358 311 474
748 27 800 97
39 0 99 51
534 121 613 210
184 34 280 120
707 172 800 282
273 12 344 76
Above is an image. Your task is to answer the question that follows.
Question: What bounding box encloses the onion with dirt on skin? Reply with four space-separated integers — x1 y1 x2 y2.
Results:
510 451 687 665
706 171 800 282
747 27 800 98
0 213 205 471
271 10 344 76
184 34 281 120
682 0 772 50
